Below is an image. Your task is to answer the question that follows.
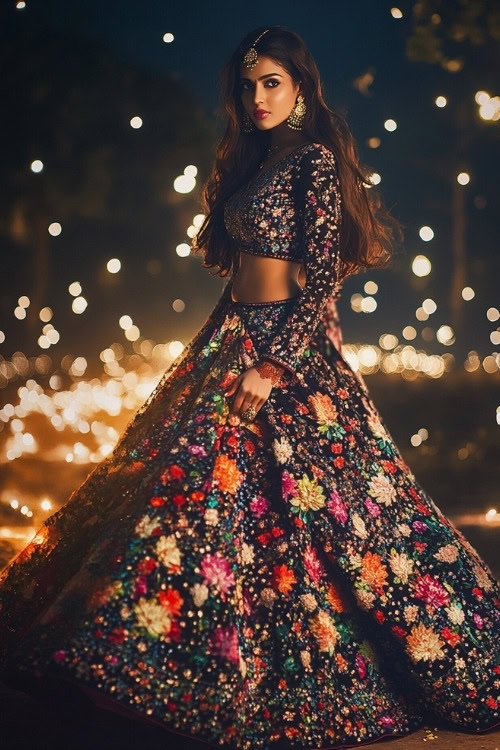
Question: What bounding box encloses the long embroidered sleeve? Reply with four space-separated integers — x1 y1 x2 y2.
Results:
255 144 343 377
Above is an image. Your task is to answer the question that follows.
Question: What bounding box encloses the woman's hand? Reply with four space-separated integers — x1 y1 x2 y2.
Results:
224 367 273 418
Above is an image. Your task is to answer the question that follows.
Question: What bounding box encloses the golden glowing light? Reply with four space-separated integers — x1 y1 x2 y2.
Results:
69 281 82 296
364 281 378 295
390 8 403 19
461 286 475 301
119 315 133 330
16 1 26 9
39 306 53 322
487 307 499 322
416 307 429 322
72 296 88 314
163 32 175 43
360 296 377 313
107 258 121 273
30 159 43 172
457 172 470 185
48 222 62 236
419 226 434 241
14 306 27 320
379 334 398 350
436 325 455 345
402 326 417 340
485 508 498 522
490 331 500 346
0 331 5 344
168 340 185 358
435 96 447 108
384 119 397 132
412 255 432 277
174 174 196 194
367 172 381 186
130 116 143 129
172 299 186 312
176 243 191 257
422 298 437 314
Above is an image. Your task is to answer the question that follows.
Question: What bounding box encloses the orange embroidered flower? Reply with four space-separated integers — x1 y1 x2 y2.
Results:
273 564 297 595
308 610 339 654
308 392 338 426
213 454 243 494
326 582 347 613
158 587 184 616
190 491 205 503
335 653 348 671
360 551 389 591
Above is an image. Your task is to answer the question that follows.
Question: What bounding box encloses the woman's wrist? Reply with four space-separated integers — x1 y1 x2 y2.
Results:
254 358 285 386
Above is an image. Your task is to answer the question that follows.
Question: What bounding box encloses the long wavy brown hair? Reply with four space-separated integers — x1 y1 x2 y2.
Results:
192 25 404 281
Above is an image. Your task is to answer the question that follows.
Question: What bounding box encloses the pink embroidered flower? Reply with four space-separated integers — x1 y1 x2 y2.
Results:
326 490 348 524
303 544 325 585
355 652 367 679
250 495 270 517
210 624 240 664
200 553 235 598
364 497 381 517
473 613 483 629
188 444 208 458
413 574 450 608
282 471 298 499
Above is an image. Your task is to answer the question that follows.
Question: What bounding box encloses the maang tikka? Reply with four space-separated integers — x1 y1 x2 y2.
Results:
241 29 306 133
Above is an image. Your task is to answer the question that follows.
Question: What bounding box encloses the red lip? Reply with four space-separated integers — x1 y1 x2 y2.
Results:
254 109 269 115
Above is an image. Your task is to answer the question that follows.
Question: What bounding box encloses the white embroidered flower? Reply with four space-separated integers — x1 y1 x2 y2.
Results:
300 593 318 611
241 542 255 565
454 655 466 670
272 436 293 464
368 474 396 506
389 550 414 583
135 514 161 538
352 512 368 538
133 597 171 638
238 655 247 678
155 534 182 571
204 508 219 526
403 604 419 625
445 602 465 625
348 552 363 569
472 562 494 592
367 416 388 440
398 523 412 537
190 582 209 607
433 544 459 563
300 649 312 671
354 588 376 611
260 587 277 607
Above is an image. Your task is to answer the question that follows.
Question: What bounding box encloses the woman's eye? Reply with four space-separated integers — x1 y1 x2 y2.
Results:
239 79 279 91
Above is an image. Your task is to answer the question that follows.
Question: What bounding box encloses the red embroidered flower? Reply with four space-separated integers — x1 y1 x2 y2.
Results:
138 558 157 575
381 461 397 474
108 627 126 644
271 527 284 537
333 456 344 469
257 532 272 545
172 494 186 507
337 388 348 399
244 440 256 455
472 587 483 600
150 496 165 507
191 491 204 503
373 609 385 624
392 625 407 638
294 517 305 528
331 443 342 454
486 697 498 709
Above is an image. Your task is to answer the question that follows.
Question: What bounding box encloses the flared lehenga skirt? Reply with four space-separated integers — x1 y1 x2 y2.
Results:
0 292 499 750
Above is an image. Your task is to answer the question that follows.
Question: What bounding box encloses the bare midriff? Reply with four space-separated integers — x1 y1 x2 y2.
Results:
231 249 306 304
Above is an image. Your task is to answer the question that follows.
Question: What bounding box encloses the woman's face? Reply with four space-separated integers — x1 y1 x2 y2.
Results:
238 55 300 131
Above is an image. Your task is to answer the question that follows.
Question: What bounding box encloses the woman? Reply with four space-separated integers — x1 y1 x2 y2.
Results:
0 25 499 750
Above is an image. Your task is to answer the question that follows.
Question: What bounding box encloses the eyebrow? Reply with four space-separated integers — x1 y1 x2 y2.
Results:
238 73 283 82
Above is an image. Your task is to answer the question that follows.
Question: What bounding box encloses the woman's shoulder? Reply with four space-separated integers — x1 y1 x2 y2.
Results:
296 141 338 171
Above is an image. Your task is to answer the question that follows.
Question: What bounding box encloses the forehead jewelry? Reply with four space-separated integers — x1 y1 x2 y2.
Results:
242 28 271 69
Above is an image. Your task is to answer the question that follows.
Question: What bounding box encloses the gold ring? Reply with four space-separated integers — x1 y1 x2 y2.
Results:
241 405 258 421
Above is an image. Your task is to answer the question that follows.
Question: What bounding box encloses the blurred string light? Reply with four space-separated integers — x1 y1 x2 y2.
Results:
107 257 121 273
30 159 43 173
457 172 470 185
48 222 62 236
487 307 499 322
390 7 403 19
163 32 174 43
461 286 475 301
16 1 26 9
435 96 447 108
384 119 397 132
412 255 432 277
174 164 198 194
39 306 53 322
419 226 434 241
130 116 143 129
475 91 500 122
72 296 87 314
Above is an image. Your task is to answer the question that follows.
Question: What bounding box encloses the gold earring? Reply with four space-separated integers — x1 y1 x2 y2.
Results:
286 94 306 130
242 111 254 133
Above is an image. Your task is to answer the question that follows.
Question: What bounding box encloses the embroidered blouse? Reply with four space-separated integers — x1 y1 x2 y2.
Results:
223 142 343 378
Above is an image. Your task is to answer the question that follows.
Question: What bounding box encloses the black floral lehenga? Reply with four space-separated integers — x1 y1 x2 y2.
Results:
0 142 499 750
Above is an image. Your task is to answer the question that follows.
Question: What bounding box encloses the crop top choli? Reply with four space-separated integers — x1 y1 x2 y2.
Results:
222 141 344 378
